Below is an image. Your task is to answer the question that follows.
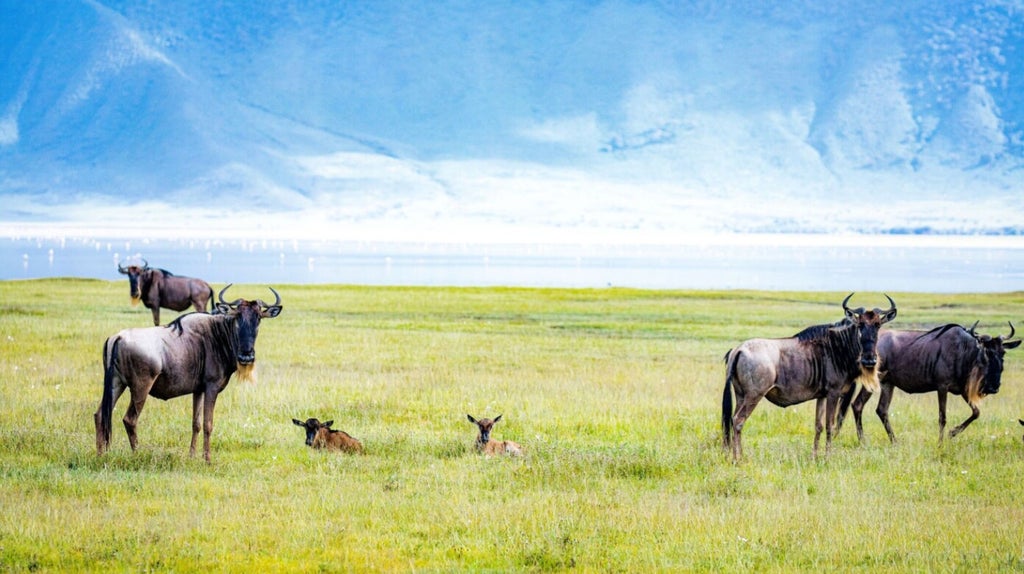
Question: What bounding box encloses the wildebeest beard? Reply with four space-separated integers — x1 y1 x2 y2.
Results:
235 362 256 384
855 364 881 394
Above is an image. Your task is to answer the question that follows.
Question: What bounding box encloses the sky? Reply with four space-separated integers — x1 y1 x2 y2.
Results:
1 1 1023 244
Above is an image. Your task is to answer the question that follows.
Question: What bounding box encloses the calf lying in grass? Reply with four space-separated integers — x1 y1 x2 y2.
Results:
467 414 522 456
292 418 363 453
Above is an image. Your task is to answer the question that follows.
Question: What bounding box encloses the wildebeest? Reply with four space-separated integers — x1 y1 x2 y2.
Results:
94 284 282 462
721 294 897 460
292 418 364 453
844 322 1020 443
118 259 214 325
467 414 523 456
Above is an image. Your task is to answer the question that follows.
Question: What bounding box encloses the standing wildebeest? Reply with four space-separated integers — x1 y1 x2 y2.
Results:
118 259 214 325
722 294 897 460
95 285 282 462
845 322 1020 443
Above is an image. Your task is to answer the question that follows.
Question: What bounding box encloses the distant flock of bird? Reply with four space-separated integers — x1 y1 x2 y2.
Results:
96 262 1021 463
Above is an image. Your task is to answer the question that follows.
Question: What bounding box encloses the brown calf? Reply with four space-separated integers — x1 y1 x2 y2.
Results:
293 418 363 453
467 414 522 456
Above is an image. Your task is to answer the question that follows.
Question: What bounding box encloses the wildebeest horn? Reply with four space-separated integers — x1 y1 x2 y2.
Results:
884 294 896 315
268 287 281 307
967 320 979 336
218 284 234 305
141 258 150 270
1005 321 1016 341
842 293 855 314
117 261 129 274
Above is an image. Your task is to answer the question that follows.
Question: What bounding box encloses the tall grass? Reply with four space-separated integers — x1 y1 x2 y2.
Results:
1 281 1022 571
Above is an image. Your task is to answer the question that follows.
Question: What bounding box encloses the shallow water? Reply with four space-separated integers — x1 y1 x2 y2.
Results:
2 235 1022 293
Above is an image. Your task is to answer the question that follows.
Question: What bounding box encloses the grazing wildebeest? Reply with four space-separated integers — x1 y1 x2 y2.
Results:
94 285 282 462
721 294 897 461
845 321 1020 443
118 259 214 325
467 414 523 456
292 418 363 453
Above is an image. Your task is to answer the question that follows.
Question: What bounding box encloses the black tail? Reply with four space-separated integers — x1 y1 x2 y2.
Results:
207 285 215 313
722 349 735 448
99 336 121 448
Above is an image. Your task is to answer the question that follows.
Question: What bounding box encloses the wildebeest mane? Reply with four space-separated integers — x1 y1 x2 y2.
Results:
794 318 851 342
914 323 966 344
158 268 174 276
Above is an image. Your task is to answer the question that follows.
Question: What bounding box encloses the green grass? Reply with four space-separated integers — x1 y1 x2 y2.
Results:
1 280 1023 572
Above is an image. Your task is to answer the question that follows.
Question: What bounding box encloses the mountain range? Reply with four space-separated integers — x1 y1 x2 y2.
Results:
1 1 1023 240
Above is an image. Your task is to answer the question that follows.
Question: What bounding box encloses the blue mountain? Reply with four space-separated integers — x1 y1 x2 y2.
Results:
1 1 1022 235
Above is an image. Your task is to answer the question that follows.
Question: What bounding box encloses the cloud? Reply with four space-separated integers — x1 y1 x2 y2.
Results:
516 114 603 150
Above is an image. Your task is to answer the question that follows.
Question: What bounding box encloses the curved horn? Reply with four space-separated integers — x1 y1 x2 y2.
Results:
268 286 281 307
884 294 896 314
141 258 150 270
967 320 979 336
218 284 234 305
1006 321 1016 341
842 293 855 314
118 261 129 274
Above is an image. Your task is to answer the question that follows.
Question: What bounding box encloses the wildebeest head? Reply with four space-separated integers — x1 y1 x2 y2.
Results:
215 284 283 378
968 321 1021 395
117 258 151 303
467 414 501 443
842 293 897 391
293 418 332 446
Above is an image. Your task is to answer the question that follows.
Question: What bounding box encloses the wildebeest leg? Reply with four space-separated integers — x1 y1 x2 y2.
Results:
824 391 843 456
150 306 160 326
729 393 764 462
850 386 873 444
936 390 948 443
201 390 219 463
189 392 203 457
813 397 826 458
122 391 150 451
948 395 980 439
95 384 128 454
875 384 897 443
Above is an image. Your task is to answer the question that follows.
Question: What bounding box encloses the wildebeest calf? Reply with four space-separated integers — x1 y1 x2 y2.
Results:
293 418 363 453
467 414 522 456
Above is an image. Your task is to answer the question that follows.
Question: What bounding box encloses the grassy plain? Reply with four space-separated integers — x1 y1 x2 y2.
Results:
1 280 1023 572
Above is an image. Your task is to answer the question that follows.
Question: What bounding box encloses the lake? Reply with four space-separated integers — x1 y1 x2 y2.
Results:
2 234 1022 293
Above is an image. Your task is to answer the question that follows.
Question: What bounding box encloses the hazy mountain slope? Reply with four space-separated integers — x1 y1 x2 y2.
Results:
1 0 1022 236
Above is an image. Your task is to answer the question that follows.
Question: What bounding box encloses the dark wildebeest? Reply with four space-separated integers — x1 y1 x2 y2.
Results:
844 321 1020 443
118 259 214 325
94 285 282 462
721 294 897 461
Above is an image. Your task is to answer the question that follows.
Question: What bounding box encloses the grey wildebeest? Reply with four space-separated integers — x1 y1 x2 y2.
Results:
467 414 523 456
721 294 897 461
292 418 364 453
844 322 1020 443
118 259 214 325
95 285 282 462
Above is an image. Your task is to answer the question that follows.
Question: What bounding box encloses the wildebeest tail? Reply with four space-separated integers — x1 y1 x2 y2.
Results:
207 285 214 313
722 348 736 448
99 336 121 446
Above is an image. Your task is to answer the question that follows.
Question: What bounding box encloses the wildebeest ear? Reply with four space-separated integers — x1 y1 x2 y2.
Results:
264 305 282 318
1019 419 1024 426
493 414 502 423
881 307 897 323
215 303 232 314
1004 340 1022 349
293 419 304 426
467 414 476 423
324 420 334 428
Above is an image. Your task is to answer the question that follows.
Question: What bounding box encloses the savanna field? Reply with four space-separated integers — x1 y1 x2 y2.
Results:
1 279 1023 572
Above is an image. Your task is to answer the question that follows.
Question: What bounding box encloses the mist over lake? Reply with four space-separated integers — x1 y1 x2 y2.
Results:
4 234 1022 293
